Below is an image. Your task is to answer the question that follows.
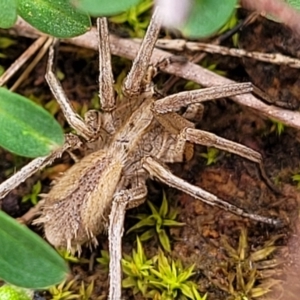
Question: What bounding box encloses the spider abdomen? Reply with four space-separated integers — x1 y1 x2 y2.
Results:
36 150 123 253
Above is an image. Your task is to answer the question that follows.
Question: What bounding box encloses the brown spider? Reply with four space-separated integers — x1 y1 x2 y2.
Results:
0 9 281 299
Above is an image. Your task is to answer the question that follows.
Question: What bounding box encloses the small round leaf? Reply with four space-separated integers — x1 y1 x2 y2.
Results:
0 0 17 28
287 0 300 10
0 88 64 158
182 0 237 38
17 0 91 38
0 211 69 288
72 0 143 16
0 285 33 300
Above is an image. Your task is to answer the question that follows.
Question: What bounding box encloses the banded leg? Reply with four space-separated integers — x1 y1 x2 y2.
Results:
153 120 280 194
152 84 279 193
46 40 96 140
153 82 253 113
97 18 115 111
142 156 282 226
108 182 147 300
0 134 82 199
183 128 280 194
123 7 161 97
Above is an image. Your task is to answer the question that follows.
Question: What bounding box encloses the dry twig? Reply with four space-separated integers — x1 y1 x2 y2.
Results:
154 39 300 68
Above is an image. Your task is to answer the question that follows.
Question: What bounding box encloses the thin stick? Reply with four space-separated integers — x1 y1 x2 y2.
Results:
10 37 53 91
97 18 115 111
0 36 47 86
154 39 300 69
0 134 81 199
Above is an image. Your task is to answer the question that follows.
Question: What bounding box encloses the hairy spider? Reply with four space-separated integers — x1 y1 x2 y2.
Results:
0 9 281 299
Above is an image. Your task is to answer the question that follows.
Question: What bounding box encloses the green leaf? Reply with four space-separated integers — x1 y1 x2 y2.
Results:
136 237 144 265
137 279 147 295
0 211 69 288
182 0 237 38
17 0 91 38
171 260 177 278
181 283 195 299
0 0 17 28
126 216 156 234
159 191 168 218
72 0 143 16
168 207 179 220
122 276 137 288
192 285 207 300
158 229 171 252
0 285 33 300
121 260 134 276
292 174 300 181
287 0 300 10
162 219 185 227
147 201 159 216
150 268 164 280
139 228 156 241
0 88 64 158
157 251 172 277
130 213 150 220
22 180 42 205
0 37 17 49
178 265 195 282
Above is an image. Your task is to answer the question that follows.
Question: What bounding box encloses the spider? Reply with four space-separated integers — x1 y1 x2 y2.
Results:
0 9 281 299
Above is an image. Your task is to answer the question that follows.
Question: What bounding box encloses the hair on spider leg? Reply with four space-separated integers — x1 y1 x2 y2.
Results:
47 38 60 73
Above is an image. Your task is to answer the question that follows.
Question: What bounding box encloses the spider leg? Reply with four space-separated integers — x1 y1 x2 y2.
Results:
123 8 161 97
154 111 279 193
0 134 82 199
153 82 253 113
46 40 96 140
152 84 280 193
153 111 194 162
97 18 115 111
108 181 147 300
142 156 282 226
183 127 280 194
